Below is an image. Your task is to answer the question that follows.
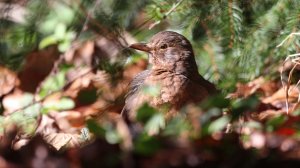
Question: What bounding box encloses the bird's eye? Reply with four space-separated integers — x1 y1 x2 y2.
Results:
160 44 168 49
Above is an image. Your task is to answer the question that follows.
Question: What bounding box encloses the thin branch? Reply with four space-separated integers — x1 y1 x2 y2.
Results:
277 32 300 48
149 0 184 29
75 0 102 40
6 67 95 116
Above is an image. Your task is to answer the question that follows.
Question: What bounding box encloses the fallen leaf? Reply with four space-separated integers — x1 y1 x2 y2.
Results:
43 132 82 150
0 66 19 96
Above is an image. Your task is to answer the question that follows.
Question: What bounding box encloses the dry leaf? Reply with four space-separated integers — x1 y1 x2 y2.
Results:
43 133 82 150
0 66 19 96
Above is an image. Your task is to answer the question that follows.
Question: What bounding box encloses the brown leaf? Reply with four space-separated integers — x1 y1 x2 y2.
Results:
262 85 299 106
43 133 82 150
64 41 95 66
228 77 278 98
0 66 19 96
18 46 59 93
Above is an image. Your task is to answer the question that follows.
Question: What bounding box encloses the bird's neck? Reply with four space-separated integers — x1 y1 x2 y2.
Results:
152 60 199 78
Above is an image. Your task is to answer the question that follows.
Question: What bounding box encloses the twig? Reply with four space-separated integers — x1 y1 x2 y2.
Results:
75 0 102 40
280 53 300 114
276 32 300 48
149 0 184 29
6 67 95 116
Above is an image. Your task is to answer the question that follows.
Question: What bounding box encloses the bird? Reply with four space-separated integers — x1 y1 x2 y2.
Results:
121 31 217 121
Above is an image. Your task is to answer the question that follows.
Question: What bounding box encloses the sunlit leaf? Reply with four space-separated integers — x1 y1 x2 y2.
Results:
202 115 230 136
54 23 66 40
207 116 230 133
144 113 165 135
23 103 41 117
105 130 121 144
42 98 75 113
104 124 121 144
39 19 58 34
54 3 75 24
39 71 66 98
20 93 34 107
39 36 57 49
142 84 160 97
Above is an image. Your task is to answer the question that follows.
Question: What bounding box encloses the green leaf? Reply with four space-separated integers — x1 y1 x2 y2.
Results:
58 98 75 110
163 116 190 136
39 19 58 34
54 23 67 40
202 115 230 136
144 113 165 135
201 94 230 110
86 119 105 137
65 31 76 40
266 115 287 132
23 103 41 117
104 123 121 144
134 133 161 156
54 3 75 24
39 71 66 98
39 36 58 49
142 84 160 97
200 107 222 124
9 112 38 135
105 130 121 144
231 96 259 120
20 93 34 107
208 116 230 133
77 89 98 105
58 41 71 52
136 103 157 123
42 98 75 114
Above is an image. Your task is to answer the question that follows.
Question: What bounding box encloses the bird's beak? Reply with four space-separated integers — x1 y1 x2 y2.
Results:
129 43 151 53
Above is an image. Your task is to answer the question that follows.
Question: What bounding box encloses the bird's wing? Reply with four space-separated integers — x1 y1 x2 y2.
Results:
195 74 218 95
121 70 151 120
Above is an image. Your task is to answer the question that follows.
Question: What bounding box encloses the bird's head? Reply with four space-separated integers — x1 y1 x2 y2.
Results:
129 31 198 75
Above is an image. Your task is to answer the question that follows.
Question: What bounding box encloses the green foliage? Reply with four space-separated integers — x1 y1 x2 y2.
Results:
163 115 190 136
104 123 121 144
39 71 66 98
231 96 260 120
134 133 161 156
144 113 165 135
266 115 287 132
202 115 230 136
201 94 230 110
42 98 75 114
86 119 106 137
39 23 76 52
77 89 98 105
136 103 157 123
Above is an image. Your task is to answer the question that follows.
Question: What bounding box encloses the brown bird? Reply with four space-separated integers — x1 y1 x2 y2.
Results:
122 31 217 121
